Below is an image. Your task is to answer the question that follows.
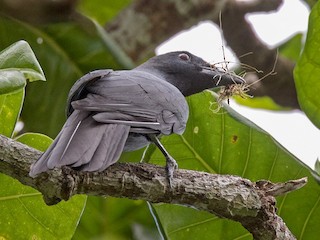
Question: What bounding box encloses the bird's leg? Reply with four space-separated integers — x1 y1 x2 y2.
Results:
148 134 178 188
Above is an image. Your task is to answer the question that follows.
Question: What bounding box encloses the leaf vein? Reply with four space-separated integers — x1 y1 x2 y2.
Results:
168 216 219 235
0 192 41 201
241 128 252 177
299 193 320 239
179 135 216 173
218 112 225 173
18 198 58 237
267 147 279 180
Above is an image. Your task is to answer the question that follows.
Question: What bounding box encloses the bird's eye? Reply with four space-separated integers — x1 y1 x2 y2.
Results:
178 53 190 61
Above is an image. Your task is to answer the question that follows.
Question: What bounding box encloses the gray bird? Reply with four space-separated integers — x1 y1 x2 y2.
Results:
29 51 244 185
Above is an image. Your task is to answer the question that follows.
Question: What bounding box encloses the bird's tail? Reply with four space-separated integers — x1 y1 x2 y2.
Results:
29 110 130 177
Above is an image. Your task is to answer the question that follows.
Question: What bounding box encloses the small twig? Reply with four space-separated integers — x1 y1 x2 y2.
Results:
256 178 308 197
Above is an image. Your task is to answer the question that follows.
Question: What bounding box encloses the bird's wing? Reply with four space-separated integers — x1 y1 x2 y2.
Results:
66 69 113 116
30 69 189 176
72 70 189 135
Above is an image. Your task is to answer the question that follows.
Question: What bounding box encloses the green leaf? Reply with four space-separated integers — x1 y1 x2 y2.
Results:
0 40 45 95
234 95 287 111
294 2 320 129
0 131 86 239
0 40 45 83
0 70 26 95
304 0 317 8
0 88 24 137
15 132 53 152
279 33 303 62
0 173 86 240
0 40 46 137
146 91 320 239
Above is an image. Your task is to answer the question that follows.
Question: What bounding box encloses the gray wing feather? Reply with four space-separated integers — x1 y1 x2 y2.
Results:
72 70 189 135
67 69 113 116
29 110 89 176
49 113 107 168
29 131 62 177
81 124 130 171
92 114 161 128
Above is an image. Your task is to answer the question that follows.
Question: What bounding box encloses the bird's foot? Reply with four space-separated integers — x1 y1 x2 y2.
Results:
165 156 178 188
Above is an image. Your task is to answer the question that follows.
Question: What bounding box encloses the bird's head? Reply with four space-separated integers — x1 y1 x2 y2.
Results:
135 51 245 96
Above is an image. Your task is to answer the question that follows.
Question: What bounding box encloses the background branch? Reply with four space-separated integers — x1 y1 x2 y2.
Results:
218 0 298 108
0 134 306 239
106 0 299 109
0 0 299 108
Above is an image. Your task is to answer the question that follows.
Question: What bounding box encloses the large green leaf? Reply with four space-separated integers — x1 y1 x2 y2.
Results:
0 40 45 81
0 38 87 239
0 40 45 94
0 70 25 95
0 132 87 239
145 91 320 239
0 89 24 137
0 40 46 137
294 1 320 129
234 95 287 111
0 173 86 240
15 132 53 152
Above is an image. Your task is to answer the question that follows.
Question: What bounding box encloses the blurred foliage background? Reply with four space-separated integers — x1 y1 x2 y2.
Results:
1 0 320 239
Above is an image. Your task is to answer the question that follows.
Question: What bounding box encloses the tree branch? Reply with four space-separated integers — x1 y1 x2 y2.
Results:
217 0 299 109
107 0 299 109
0 0 300 108
106 0 226 62
0 134 306 239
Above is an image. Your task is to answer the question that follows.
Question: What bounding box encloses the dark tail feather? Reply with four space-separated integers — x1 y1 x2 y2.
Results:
29 110 88 177
29 110 130 177
29 130 63 177
80 124 130 171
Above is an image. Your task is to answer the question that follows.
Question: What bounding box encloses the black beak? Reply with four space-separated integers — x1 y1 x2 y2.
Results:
201 66 245 87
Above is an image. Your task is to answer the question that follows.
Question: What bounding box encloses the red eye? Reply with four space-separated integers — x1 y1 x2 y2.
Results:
179 53 190 61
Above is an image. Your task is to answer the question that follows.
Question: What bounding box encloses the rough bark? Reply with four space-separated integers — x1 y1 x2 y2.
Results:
0 134 307 239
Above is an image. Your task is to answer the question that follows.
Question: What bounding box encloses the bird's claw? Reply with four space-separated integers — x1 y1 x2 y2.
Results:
165 156 178 188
